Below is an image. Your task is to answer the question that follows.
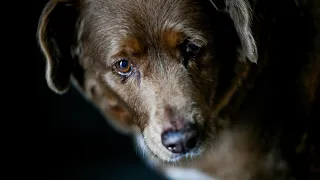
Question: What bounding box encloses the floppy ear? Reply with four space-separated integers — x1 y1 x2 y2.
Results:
210 0 258 63
37 1 135 134
37 0 80 94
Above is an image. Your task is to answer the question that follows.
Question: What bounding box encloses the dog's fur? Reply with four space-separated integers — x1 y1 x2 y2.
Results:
38 0 319 179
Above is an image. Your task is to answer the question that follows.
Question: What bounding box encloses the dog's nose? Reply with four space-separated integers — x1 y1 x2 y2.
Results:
161 124 199 154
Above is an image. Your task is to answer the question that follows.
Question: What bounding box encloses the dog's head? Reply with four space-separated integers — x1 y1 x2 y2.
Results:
38 0 257 162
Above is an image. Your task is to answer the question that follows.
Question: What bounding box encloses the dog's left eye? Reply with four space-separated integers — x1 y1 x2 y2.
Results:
180 40 203 67
186 42 202 57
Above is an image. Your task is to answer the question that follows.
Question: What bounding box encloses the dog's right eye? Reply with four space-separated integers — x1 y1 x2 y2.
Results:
114 59 133 75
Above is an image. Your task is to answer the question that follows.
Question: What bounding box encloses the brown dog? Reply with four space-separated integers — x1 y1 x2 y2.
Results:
37 0 319 179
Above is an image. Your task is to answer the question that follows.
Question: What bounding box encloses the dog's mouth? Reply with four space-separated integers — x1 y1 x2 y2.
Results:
166 144 204 162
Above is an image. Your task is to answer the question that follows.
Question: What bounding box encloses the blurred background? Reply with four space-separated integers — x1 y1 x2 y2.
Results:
43 88 166 180
33 1 166 180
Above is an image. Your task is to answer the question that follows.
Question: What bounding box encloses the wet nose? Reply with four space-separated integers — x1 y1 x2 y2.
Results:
161 123 199 154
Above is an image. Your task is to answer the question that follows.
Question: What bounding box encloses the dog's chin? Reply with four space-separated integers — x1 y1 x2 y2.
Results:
164 146 204 163
135 134 204 163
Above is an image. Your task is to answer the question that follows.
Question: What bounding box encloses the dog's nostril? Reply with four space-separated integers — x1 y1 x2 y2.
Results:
185 133 198 149
161 124 199 154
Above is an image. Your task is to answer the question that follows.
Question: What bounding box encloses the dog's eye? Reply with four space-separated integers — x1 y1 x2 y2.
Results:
186 42 202 57
180 40 203 67
115 59 132 74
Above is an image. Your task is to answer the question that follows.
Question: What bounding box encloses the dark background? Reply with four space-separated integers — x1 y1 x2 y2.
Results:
31 1 166 180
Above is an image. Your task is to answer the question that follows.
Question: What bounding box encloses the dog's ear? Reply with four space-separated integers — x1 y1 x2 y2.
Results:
37 0 80 94
37 1 135 133
210 0 258 63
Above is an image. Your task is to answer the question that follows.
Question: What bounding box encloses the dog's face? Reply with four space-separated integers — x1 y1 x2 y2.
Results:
38 0 257 162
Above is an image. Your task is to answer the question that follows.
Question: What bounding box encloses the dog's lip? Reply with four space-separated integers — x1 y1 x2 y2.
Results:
167 147 203 162
166 141 203 161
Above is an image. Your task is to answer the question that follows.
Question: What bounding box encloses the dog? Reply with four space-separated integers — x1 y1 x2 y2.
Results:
37 0 319 179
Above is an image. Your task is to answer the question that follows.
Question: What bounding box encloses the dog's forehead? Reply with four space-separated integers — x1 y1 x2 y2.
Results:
83 0 211 63
87 0 208 37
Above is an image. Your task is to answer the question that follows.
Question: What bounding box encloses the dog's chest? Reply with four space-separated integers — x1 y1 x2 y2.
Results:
164 167 218 180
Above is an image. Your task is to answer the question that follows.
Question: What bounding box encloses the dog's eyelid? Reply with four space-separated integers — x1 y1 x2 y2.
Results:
111 57 129 64
180 37 206 48
190 39 206 48
109 56 130 66
184 34 207 44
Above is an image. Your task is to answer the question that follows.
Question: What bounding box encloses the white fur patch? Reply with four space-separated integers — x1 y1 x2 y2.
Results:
134 134 159 168
165 167 218 180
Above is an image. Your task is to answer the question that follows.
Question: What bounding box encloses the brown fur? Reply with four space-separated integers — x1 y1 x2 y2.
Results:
118 37 144 57
37 0 319 179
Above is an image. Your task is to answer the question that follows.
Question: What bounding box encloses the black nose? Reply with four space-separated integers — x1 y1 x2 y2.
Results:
161 124 199 154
